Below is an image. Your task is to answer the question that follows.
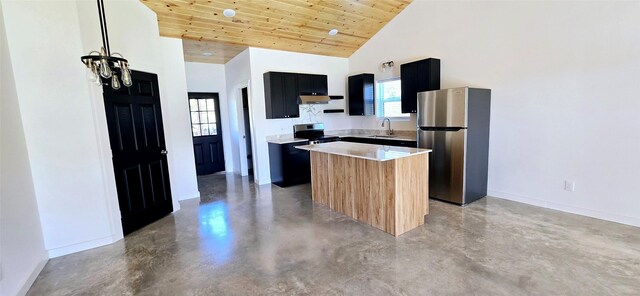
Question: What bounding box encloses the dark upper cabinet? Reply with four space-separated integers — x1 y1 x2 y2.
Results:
264 72 299 119
348 73 375 116
282 73 299 118
298 74 328 95
400 58 440 113
264 72 328 119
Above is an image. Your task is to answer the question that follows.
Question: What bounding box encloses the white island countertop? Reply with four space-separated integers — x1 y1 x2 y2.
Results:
296 141 431 162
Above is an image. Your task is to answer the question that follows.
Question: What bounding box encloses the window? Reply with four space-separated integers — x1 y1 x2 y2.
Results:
377 78 408 119
189 97 218 136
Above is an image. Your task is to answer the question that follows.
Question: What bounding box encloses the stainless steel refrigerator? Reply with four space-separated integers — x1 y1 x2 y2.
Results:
417 87 491 205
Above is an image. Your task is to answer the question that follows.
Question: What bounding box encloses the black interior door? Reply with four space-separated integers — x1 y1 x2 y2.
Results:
102 70 173 235
189 93 225 175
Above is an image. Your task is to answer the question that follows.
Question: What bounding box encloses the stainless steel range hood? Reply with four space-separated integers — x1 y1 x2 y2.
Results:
298 95 330 104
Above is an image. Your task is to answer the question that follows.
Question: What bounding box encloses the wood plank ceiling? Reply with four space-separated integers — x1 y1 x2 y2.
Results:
141 0 412 64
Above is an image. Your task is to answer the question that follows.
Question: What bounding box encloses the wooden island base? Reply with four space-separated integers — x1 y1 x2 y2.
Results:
310 151 429 236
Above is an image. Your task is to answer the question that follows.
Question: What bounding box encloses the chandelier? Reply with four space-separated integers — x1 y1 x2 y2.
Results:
81 0 131 90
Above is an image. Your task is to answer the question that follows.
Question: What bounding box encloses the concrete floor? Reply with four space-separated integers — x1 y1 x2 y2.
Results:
28 173 640 295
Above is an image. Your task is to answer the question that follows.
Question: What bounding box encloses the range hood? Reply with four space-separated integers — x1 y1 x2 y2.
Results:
298 95 330 104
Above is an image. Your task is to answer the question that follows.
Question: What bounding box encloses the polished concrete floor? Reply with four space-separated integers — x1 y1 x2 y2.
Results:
28 173 640 295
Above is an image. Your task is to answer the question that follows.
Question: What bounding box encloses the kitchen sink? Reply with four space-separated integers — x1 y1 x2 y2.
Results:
369 135 397 138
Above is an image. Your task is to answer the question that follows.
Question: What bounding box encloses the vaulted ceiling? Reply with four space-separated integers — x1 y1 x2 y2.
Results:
140 0 412 64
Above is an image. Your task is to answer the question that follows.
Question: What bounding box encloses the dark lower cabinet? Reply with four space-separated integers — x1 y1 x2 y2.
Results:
401 58 440 113
269 141 311 187
340 137 417 148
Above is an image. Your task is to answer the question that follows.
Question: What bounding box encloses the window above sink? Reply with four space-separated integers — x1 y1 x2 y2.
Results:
376 78 410 120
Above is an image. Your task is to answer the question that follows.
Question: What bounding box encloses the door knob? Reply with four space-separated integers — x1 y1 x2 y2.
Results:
161 150 168 155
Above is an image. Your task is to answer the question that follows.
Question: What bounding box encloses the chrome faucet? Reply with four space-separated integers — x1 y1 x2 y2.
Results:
382 117 394 135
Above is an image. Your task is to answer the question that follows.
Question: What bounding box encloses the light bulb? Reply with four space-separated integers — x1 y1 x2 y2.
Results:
111 74 121 90
94 62 103 85
121 62 132 87
99 59 112 78
88 63 98 81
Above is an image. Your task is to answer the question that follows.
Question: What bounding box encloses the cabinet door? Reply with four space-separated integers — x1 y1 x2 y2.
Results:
297 74 314 95
401 62 417 113
362 74 375 115
417 59 440 93
313 74 328 95
265 72 286 119
282 73 299 118
348 75 364 115
283 143 311 184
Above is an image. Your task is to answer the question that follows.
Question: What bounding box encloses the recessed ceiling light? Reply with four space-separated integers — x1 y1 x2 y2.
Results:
202 52 213 56
223 9 236 17
328 29 338 36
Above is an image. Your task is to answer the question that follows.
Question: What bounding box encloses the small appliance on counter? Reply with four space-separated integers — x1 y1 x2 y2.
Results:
417 87 491 205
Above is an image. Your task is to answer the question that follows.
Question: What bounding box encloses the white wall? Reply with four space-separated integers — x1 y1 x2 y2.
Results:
0 2 48 295
3 0 120 258
224 49 252 175
1 0 198 259
184 62 234 173
160 39 200 201
349 0 640 226
247 48 350 184
77 0 191 209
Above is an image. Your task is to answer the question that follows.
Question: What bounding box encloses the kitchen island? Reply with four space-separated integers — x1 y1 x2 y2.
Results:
296 142 431 236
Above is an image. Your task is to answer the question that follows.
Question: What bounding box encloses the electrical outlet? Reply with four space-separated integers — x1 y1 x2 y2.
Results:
564 180 575 192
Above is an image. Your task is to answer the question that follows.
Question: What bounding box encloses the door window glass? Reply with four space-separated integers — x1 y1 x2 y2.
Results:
189 97 218 136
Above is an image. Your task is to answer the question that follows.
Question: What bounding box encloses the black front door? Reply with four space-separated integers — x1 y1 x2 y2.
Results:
189 93 225 175
102 70 173 235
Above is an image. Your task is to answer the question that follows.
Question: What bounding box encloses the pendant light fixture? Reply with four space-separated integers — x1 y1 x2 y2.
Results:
81 0 131 90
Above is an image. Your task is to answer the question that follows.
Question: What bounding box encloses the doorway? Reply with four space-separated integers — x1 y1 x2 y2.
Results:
102 70 173 235
241 87 254 177
188 92 225 175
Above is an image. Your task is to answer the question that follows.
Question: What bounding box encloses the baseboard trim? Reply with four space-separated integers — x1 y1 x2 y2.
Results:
177 190 200 201
47 235 115 258
16 253 48 296
488 189 640 228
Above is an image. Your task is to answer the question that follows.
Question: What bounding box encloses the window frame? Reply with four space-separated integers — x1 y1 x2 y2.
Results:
376 77 410 121
188 96 219 137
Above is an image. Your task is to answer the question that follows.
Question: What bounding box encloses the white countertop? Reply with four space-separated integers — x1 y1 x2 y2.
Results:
296 141 431 161
265 136 308 144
